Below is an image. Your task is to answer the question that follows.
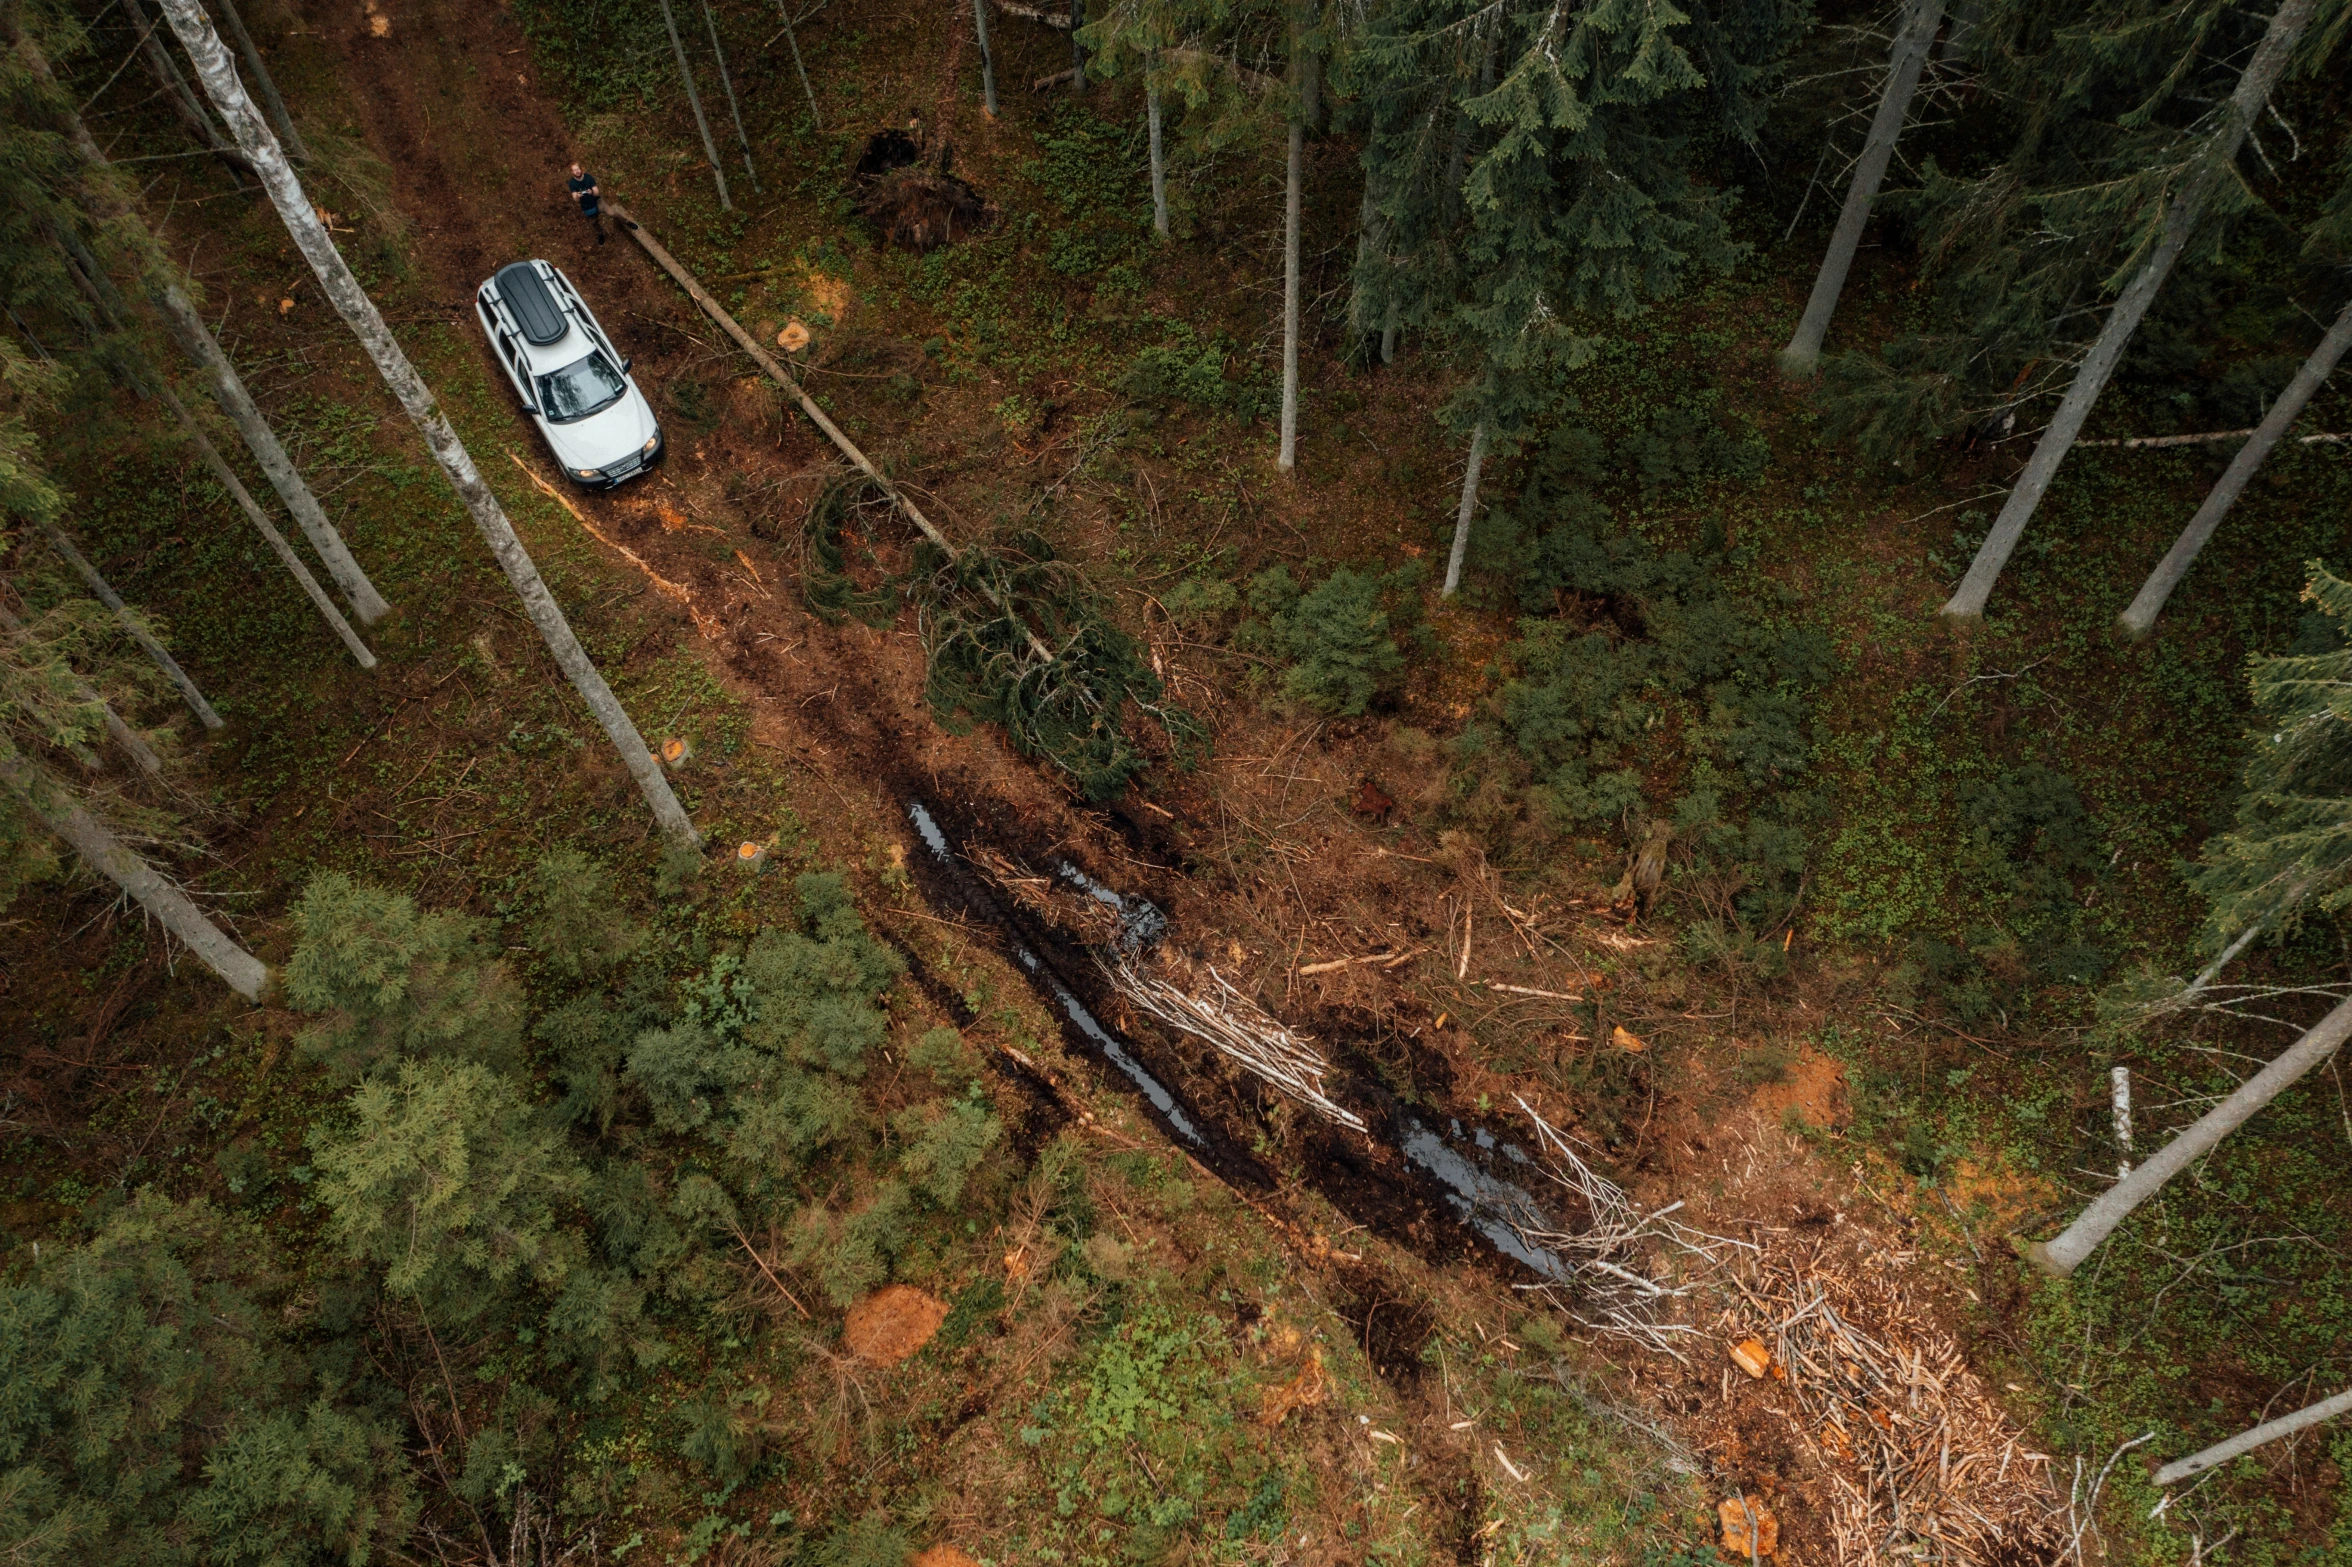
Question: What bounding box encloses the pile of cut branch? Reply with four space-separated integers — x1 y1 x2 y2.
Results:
1106 952 1366 1131
1508 1098 1736 1358
1731 1248 2065 1567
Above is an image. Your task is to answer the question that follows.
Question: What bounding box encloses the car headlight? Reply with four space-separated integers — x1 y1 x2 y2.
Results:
573 466 603 481
642 434 661 456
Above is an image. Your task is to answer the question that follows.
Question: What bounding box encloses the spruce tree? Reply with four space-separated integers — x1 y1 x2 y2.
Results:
2186 561 2352 954
1777 0 1946 378
284 871 526 1080
656 0 732 210
0 1191 418 1566
1940 0 2323 618
1354 0 1796 591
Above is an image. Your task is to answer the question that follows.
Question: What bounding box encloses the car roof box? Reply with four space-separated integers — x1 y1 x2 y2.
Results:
495 261 568 346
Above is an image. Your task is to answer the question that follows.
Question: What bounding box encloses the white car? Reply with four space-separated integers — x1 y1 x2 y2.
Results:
474 259 663 488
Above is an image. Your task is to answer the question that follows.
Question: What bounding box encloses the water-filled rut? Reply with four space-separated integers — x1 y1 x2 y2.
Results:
901 796 1589 1286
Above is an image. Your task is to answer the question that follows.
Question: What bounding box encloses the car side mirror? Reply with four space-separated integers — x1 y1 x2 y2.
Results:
621 358 633 373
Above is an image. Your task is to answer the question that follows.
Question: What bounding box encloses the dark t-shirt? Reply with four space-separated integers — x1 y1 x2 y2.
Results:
568 173 600 215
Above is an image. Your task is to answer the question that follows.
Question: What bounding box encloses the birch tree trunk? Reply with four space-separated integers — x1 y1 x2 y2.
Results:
0 602 164 776
0 734 267 997
656 0 732 210
157 383 377 668
2026 992 2352 1277
699 0 759 192
156 0 703 848
35 518 223 731
20 28 394 628
1277 116 1303 472
149 278 391 624
1146 56 1166 238
2118 290 2352 638
2153 1388 2352 1487
974 0 997 116
1777 0 1943 380
773 0 821 127
207 0 306 161
1941 0 2314 623
121 0 251 182
1442 421 1487 597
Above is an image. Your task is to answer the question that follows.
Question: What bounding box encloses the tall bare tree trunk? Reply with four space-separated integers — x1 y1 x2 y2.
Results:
0 735 268 996
121 0 252 183
18 28 393 627
2027 992 2352 1277
0 601 163 776
157 0 702 847
1068 0 1086 90
206 0 306 161
699 0 759 192
1146 56 1166 238
1442 421 1486 597
2154 1388 2352 1487
655 0 731 210
1778 0 1943 379
1278 116 1303 473
1941 0 2314 623
35 518 223 731
973 0 997 115
773 0 821 127
2118 291 2352 639
150 279 392 624
157 384 377 667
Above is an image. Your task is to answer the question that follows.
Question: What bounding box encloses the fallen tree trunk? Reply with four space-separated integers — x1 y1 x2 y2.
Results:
2153 1387 2352 1487
0 733 268 998
157 383 377 669
2026 992 2352 1277
605 198 1051 661
35 517 223 732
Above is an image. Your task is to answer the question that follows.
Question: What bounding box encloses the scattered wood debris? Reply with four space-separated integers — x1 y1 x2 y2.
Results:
1717 1247 2065 1567
1109 953 1366 1131
1718 1495 1779 1560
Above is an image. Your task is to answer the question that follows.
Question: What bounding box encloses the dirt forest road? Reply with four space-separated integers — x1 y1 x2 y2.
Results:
302 0 1087 833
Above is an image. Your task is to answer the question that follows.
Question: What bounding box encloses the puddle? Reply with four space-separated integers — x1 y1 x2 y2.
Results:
1397 1117 1570 1281
1054 861 1167 951
909 804 1205 1154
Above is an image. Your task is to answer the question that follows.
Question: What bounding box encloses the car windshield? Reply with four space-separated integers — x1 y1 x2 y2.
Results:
536 351 626 423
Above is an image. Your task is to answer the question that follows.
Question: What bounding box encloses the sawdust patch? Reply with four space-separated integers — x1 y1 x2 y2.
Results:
912 1548 983 1567
843 1284 949 1366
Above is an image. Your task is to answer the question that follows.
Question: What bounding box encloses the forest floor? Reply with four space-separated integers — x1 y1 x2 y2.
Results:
5 0 2352 1560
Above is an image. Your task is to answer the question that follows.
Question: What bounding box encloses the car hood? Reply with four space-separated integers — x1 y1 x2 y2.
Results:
539 385 658 474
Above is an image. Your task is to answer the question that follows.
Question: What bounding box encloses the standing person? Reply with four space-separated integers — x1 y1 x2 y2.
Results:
567 162 605 244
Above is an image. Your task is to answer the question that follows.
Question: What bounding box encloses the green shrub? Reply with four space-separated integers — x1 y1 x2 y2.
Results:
527 848 645 980
0 1191 417 1566
893 1095 1003 1206
284 872 524 1081
788 1182 913 1306
312 1058 587 1315
1120 324 1266 419
1241 563 1424 717
1477 497 1832 934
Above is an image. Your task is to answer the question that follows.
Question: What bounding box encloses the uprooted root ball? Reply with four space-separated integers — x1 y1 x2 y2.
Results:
859 165 996 252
